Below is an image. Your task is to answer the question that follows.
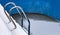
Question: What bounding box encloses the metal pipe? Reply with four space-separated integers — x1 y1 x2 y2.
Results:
9 6 30 35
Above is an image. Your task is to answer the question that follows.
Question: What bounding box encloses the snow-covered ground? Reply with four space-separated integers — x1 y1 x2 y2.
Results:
23 19 60 35
0 4 28 35
0 3 60 35
12 14 60 35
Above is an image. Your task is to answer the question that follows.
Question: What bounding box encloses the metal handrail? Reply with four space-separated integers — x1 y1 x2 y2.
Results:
4 2 23 28
9 6 30 35
4 2 30 35
4 2 17 31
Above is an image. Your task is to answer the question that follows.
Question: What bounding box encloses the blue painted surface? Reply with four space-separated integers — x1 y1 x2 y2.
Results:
0 0 60 20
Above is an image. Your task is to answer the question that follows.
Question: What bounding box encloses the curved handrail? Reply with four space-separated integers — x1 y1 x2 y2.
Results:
4 2 21 15
4 2 18 31
9 6 30 35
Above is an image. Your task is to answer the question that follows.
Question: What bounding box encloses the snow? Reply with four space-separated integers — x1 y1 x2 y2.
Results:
23 19 60 35
0 4 28 35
